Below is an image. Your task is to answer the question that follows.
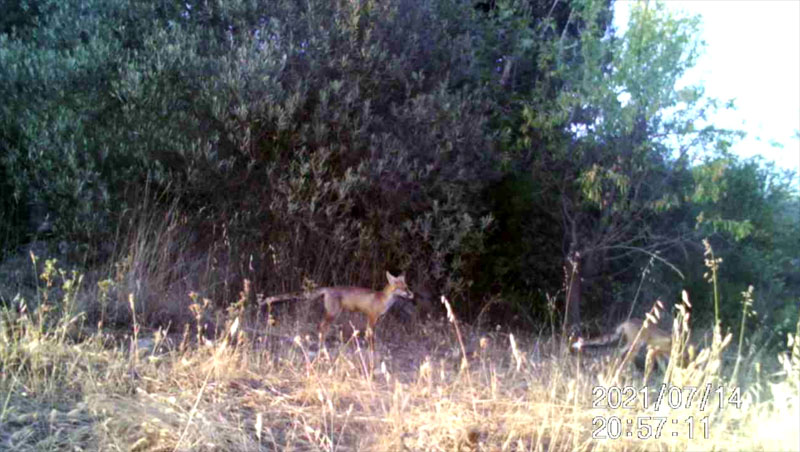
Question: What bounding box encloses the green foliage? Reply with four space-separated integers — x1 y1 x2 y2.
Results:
686 154 799 330
1 0 795 332
507 0 715 322
494 0 797 329
0 0 506 305
0 0 152 249
0 0 59 37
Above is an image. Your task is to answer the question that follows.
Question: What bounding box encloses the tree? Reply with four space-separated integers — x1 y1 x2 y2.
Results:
686 153 799 331
514 0 734 325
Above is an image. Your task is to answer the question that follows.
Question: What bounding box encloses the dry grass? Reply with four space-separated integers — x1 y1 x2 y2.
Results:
1 261 799 451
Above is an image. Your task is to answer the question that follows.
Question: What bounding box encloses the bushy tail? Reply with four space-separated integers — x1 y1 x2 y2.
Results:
261 289 321 305
571 329 622 352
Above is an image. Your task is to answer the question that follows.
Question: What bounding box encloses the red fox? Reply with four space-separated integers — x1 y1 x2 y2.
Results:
571 318 672 369
262 272 414 341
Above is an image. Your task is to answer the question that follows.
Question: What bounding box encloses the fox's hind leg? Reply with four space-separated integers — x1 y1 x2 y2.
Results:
318 292 342 342
318 313 335 341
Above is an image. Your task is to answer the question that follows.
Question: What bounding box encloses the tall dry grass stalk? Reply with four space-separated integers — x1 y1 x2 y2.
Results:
1 257 798 450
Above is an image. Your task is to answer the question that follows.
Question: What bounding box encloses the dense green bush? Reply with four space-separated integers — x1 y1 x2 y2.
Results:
1 0 515 308
1 0 796 331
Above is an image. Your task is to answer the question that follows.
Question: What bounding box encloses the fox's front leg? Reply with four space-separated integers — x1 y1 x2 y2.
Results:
365 316 379 364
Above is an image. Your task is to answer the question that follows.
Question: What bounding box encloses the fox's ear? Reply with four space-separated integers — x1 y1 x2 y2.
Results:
386 271 396 283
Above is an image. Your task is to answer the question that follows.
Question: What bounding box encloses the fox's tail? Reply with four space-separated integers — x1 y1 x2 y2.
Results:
571 329 623 352
260 289 322 305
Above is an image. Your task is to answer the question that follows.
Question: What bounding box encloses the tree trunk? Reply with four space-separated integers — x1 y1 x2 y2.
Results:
564 250 582 328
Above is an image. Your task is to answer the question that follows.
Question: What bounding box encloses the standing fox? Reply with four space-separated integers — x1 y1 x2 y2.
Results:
571 318 672 368
262 272 414 341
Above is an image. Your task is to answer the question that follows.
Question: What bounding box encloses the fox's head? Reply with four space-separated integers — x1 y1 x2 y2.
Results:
386 271 414 300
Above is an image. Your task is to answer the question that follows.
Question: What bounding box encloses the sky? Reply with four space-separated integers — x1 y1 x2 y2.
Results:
614 1 800 177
